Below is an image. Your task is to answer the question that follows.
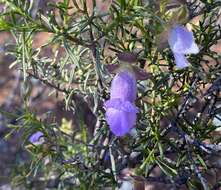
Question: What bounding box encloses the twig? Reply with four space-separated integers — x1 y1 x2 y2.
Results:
88 25 104 90
26 71 68 94
186 142 209 190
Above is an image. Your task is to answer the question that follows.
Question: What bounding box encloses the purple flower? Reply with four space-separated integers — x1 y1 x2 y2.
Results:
105 99 138 136
104 70 138 136
29 131 43 144
168 25 199 68
110 70 137 102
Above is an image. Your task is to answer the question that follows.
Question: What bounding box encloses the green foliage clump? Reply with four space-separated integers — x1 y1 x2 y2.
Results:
0 0 221 189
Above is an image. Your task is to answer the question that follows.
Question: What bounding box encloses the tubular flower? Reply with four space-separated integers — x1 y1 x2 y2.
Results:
29 131 43 144
104 70 138 136
168 25 199 68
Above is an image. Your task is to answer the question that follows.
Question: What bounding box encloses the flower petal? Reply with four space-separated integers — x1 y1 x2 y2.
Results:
174 53 189 68
121 101 138 113
104 98 122 109
110 71 137 102
168 25 199 54
29 131 43 143
105 108 137 136
104 99 138 113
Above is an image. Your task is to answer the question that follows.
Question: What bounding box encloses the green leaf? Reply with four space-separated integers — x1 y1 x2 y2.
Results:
197 154 207 169
156 158 178 177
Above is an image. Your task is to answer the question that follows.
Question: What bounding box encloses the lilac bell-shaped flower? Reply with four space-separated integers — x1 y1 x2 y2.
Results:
29 131 43 144
104 70 138 137
168 25 199 68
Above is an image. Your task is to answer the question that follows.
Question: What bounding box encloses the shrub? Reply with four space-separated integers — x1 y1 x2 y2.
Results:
0 0 221 189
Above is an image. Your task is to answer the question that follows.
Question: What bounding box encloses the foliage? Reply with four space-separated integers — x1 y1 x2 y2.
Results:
0 0 221 189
